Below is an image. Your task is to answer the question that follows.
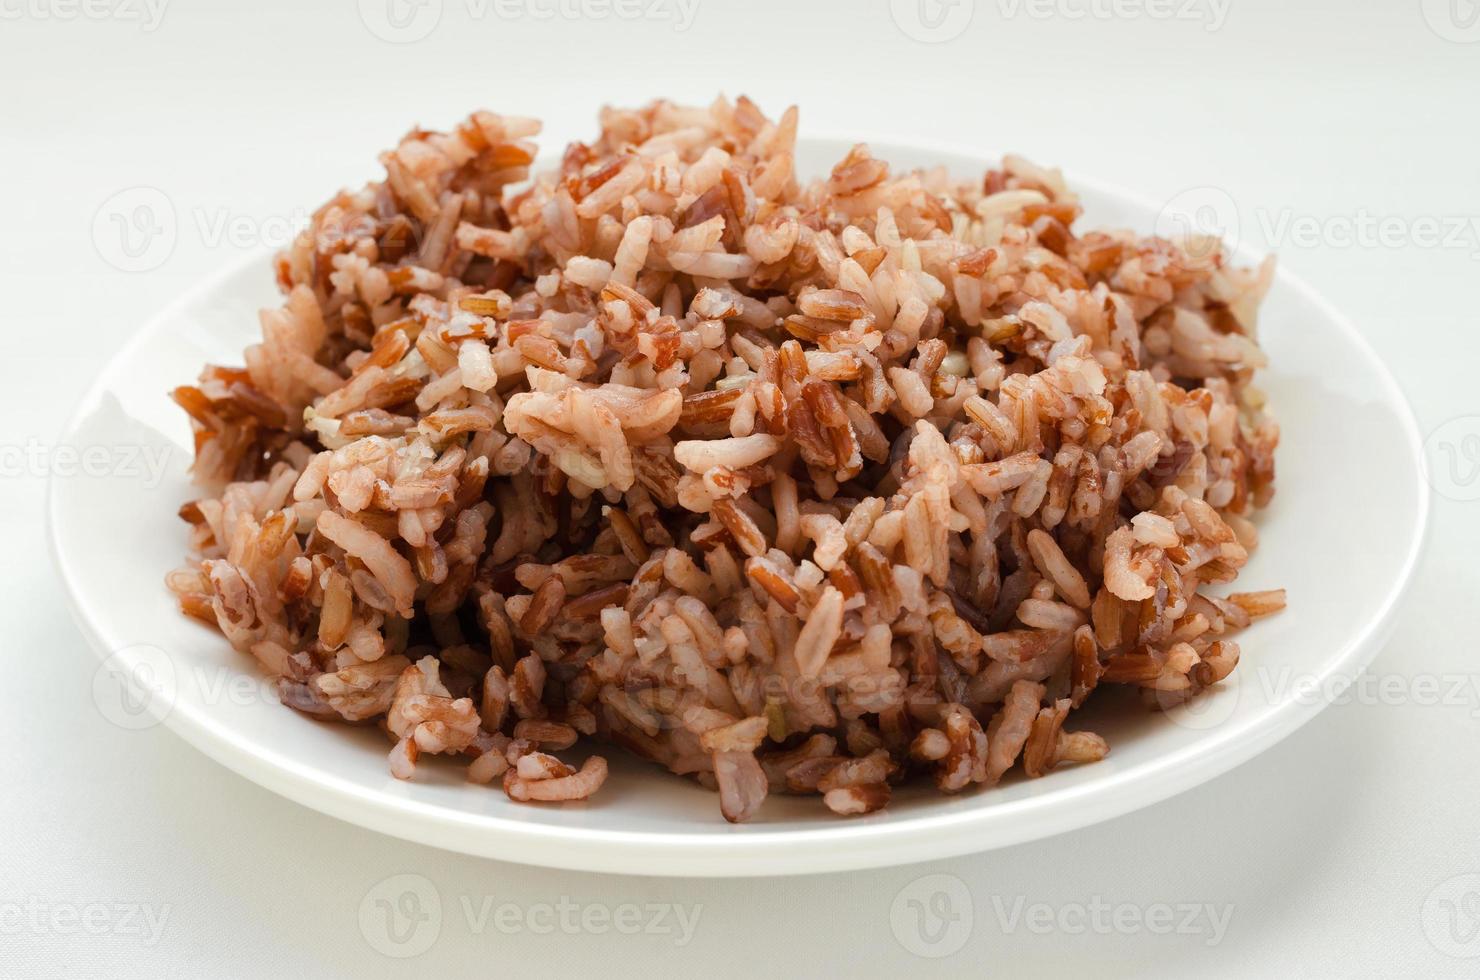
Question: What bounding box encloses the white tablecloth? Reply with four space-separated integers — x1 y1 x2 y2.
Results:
4 1 1477 974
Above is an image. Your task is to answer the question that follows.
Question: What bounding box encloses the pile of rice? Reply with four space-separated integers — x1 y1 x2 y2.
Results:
169 97 1283 821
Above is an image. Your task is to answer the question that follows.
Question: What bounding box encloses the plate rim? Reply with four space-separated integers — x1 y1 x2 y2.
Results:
48 136 1431 876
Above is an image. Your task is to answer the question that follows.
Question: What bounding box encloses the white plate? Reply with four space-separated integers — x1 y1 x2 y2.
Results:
49 138 1428 877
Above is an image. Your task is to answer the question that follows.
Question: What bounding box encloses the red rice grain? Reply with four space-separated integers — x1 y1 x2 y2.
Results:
169 97 1282 821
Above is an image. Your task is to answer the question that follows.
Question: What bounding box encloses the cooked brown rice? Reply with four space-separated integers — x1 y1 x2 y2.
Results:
169 97 1283 821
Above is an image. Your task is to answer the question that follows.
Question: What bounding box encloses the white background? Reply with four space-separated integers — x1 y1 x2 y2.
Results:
4 0 1478 974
